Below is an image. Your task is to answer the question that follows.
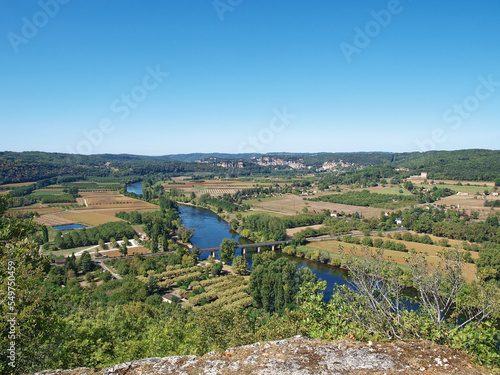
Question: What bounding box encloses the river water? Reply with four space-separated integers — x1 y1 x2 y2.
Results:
126 181 350 301
178 204 350 302
126 181 144 195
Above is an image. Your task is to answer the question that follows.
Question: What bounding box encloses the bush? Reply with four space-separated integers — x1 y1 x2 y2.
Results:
329 257 342 267
296 248 307 258
318 252 331 263
282 245 296 255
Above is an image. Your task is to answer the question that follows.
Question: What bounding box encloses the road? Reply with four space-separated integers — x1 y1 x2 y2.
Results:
93 259 122 279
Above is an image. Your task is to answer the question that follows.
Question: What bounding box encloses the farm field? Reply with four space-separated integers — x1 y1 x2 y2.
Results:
286 224 325 237
58 211 125 226
31 189 64 196
79 191 153 208
412 182 494 194
163 176 279 196
364 186 413 195
414 179 496 188
235 210 287 218
305 238 478 282
98 246 150 258
251 193 388 218
0 181 36 188
33 191 157 226
10 205 64 216
433 194 500 218
244 196 286 205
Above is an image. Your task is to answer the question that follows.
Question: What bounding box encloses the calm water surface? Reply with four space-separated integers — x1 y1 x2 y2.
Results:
126 182 350 300
178 204 350 301
126 181 143 195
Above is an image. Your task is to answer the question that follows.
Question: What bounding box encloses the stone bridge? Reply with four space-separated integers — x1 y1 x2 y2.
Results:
200 240 289 258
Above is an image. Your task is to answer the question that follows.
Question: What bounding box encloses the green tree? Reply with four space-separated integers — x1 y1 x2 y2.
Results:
146 275 159 295
182 254 196 266
219 238 238 264
476 246 500 280
232 255 249 275
191 246 202 261
54 230 63 249
119 243 128 257
0 196 56 374
100 270 112 282
41 225 49 243
79 251 93 273
292 231 307 246
211 262 223 276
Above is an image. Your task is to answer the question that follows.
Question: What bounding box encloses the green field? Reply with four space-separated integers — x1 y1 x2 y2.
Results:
417 183 492 193
44 245 96 257
236 210 287 218
366 186 413 195
31 190 64 196
245 196 286 205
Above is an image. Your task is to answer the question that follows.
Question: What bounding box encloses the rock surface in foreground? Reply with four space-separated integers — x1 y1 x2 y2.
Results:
36 335 493 375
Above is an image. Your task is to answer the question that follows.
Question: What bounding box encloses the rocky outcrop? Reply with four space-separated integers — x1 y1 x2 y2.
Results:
35 336 491 375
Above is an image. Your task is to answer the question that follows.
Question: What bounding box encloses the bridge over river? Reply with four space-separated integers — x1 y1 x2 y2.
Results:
198 227 408 258
199 240 289 258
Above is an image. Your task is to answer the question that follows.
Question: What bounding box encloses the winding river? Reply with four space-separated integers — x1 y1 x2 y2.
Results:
127 181 349 302
178 204 350 302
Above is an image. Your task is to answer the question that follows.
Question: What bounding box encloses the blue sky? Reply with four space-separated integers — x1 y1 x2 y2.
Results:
1 0 499 155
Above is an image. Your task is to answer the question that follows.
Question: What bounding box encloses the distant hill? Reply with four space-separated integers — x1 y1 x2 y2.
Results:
0 149 498 184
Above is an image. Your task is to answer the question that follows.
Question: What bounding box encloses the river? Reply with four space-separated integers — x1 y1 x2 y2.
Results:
126 181 350 301
178 203 350 302
126 181 144 195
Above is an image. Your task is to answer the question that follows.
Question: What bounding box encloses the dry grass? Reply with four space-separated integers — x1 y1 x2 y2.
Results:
12 206 63 215
307 238 478 282
415 179 495 187
434 194 500 219
80 191 156 209
96 246 150 258
36 213 76 226
286 224 325 237
251 193 388 218
162 177 279 196
59 212 124 226
0 181 37 187
33 191 156 227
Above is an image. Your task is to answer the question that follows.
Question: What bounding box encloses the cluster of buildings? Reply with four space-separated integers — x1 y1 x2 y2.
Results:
254 157 306 169
316 160 355 172
195 158 245 168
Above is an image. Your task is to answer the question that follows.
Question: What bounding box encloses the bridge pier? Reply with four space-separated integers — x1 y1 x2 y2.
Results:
271 245 275 251
211 251 216 259
241 248 246 256
257 247 261 253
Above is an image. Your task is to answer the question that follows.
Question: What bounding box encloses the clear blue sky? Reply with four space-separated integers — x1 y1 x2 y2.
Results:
1 0 499 155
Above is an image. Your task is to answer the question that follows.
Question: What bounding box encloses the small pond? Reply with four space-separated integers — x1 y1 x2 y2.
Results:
53 224 88 230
